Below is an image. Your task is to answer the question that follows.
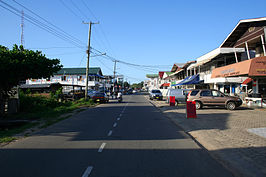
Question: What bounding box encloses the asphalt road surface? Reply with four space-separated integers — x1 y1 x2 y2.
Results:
0 94 234 177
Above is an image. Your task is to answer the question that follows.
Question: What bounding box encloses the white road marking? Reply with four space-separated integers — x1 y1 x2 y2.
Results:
113 122 117 127
120 114 122 117
108 130 113 136
98 143 106 153
81 166 93 177
117 117 120 121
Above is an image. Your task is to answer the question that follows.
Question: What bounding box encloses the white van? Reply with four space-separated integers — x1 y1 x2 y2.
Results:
166 89 190 105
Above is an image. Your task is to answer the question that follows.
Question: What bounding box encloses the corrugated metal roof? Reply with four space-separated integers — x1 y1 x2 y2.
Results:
146 74 158 78
56 67 102 75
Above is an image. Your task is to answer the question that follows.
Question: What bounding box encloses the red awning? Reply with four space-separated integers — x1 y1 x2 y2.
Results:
161 83 170 87
242 78 253 85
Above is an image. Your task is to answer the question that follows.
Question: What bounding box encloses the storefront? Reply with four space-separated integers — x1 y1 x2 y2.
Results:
211 56 266 97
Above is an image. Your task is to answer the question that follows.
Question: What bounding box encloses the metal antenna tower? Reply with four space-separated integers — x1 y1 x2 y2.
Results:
20 10 24 46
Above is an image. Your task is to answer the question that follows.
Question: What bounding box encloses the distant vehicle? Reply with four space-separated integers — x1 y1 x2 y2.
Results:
187 89 242 110
91 92 109 103
149 89 163 100
127 89 133 94
87 89 97 98
166 89 190 105
133 90 137 94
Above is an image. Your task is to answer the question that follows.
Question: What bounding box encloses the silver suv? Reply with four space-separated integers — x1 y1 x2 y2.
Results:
149 89 163 100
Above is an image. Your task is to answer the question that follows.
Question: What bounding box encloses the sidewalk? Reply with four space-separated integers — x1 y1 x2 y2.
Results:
148 97 266 177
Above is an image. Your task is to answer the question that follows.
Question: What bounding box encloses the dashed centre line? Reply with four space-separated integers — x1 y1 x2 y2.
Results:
107 130 113 136
113 122 117 127
81 166 93 177
117 117 120 121
98 143 106 153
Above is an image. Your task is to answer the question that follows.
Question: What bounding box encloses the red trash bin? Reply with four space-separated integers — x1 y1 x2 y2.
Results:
186 101 197 118
170 96 175 106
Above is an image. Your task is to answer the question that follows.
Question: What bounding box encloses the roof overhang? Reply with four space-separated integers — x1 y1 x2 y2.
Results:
196 47 245 67
220 17 266 48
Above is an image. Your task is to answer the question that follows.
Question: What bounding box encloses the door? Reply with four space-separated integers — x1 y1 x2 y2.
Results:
199 90 213 105
211 90 226 105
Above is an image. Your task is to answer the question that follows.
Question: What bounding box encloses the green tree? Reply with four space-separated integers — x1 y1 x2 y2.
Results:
131 81 144 89
0 45 63 114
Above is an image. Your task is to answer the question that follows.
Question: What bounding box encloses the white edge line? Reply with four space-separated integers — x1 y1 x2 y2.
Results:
98 143 106 153
82 166 93 177
108 130 112 136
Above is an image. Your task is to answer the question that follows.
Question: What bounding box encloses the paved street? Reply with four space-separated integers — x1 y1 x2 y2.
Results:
0 94 233 177
150 98 266 177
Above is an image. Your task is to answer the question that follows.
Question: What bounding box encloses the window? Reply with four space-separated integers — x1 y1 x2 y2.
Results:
61 76 66 81
212 90 223 97
151 90 161 93
190 90 199 96
200 90 212 96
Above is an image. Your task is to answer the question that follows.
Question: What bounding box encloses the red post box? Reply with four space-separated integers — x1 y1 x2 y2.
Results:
170 96 175 106
186 101 197 118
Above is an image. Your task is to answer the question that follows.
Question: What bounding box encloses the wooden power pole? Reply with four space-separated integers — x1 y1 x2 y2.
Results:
83 21 99 100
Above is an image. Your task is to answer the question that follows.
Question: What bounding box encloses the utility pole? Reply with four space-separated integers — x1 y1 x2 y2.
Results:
113 60 117 93
83 21 99 100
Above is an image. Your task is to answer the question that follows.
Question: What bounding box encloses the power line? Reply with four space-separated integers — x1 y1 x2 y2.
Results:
59 0 83 21
13 0 85 46
80 0 117 57
0 0 86 49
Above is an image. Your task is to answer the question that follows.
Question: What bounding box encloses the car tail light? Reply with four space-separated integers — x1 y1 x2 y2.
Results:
187 91 192 100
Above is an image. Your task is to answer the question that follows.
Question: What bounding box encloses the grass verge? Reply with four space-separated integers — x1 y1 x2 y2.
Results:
0 94 96 144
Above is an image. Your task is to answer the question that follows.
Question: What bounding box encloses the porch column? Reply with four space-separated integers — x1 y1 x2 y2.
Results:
194 67 196 75
234 47 238 63
261 35 266 56
253 79 259 93
245 42 251 59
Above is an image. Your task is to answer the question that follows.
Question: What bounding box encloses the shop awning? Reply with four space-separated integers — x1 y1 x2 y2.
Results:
172 74 202 86
182 74 202 85
161 83 170 87
172 76 190 86
211 56 266 78
242 78 253 85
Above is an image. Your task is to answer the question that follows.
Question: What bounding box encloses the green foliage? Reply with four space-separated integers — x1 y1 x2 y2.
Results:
0 44 62 97
131 81 144 89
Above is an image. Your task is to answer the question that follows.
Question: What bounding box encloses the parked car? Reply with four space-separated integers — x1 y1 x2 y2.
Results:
187 89 242 110
149 89 163 100
166 89 190 105
87 89 97 98
91 92 109 103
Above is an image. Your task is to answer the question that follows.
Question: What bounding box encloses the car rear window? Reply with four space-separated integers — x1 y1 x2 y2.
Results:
200 90 212 96
152 90 161 93
190 90 199 96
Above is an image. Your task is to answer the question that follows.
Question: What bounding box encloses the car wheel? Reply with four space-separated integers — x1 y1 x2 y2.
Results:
226 102 236 110
195 101 202 110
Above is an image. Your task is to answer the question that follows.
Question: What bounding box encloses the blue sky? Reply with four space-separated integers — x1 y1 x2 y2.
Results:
1 0 266 83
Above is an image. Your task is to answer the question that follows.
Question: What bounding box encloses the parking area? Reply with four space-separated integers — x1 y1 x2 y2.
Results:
148 97 266 177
